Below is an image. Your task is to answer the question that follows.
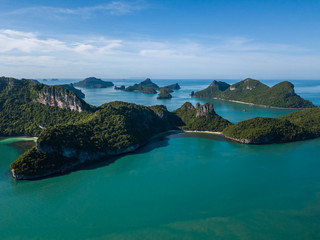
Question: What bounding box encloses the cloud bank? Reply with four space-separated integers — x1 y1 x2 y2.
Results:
0 29 319 79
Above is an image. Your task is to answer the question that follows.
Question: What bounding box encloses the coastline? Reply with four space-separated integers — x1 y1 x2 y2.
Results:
194 96 308 110
0 136 38 143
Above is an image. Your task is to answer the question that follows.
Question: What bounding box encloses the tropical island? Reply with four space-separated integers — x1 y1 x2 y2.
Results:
193 78 314 108
73 77 114 88
123 78 181 96
1 76 320 180
157 88 172 99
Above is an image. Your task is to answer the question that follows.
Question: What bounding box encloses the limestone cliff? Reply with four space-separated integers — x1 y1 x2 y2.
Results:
0 77 91 112
38 85 89 112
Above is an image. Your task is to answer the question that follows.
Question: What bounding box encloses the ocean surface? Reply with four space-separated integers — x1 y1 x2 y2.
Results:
1 79 320 239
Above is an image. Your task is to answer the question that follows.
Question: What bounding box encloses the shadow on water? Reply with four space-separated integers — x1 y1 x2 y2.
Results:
14 132 173 182
9 141 36 154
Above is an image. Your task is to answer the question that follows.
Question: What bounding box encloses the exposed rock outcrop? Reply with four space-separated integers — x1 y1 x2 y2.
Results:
196 102 216 117
38 86 88 112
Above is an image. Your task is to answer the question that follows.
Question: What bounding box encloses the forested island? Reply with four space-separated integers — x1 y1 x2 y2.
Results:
1 76 320 180
193 78 314 108
124 78 180 96
74 77 114 88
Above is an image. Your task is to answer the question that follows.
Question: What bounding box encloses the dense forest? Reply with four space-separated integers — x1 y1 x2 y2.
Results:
223 108 320 143
193 78 314 108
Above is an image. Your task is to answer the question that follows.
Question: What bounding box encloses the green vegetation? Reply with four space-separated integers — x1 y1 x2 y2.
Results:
0 99 91 136
5 76 320 179
124 78 180 96
10 147 75 178
174 102 232 131
223 107 320 144
2 77 229 179
0 76 92 112
0 77 93 137
157 88 172 99
194 78 314 108
74 77 114 88
60 83 85 98
9 101 178 178
163 83 180 90
125 78 159 93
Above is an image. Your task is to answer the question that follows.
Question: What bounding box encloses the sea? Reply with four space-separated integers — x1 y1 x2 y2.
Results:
1 79 320 239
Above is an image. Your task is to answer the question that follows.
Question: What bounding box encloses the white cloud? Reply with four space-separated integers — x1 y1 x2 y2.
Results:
7 1 146 17
0 29 319 79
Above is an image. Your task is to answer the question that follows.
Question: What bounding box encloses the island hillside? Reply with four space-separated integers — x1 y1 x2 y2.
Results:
60 83 85 98
193 78 314 108
223 107 320 144
0 77 94 136
9 101 230 180
157 88 172 99
124 78 181 96
74 77 114 88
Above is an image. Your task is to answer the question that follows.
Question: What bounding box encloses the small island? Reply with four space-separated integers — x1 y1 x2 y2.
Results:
74 77 114 88
157 88 172 99
124 78 180 97
193 78 314 108
114 85 125 90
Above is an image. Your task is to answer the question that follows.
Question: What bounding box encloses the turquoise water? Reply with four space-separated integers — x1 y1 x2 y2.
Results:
45 79 320 123
1 80 320 239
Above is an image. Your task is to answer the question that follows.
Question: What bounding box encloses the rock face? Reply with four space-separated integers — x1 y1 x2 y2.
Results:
74 77 114 88
173 102 232 131
0 77 90 112
195 102 216 117
38 86 88 112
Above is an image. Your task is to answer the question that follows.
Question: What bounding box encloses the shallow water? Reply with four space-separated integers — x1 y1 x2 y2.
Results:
1 79 320 239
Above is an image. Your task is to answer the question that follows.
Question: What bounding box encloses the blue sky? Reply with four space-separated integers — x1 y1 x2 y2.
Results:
0 0 319 79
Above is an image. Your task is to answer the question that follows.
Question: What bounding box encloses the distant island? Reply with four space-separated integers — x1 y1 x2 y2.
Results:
193 78 314 108
74 77 114 88
157 88 172 99
123 78 181 96
59 83 85 98
114 85 125 90
1 76 320 180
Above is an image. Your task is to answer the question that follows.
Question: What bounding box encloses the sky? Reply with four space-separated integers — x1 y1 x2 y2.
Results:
0 0 319 79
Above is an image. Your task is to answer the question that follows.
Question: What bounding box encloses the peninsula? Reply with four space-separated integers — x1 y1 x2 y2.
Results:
193 78 314 108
